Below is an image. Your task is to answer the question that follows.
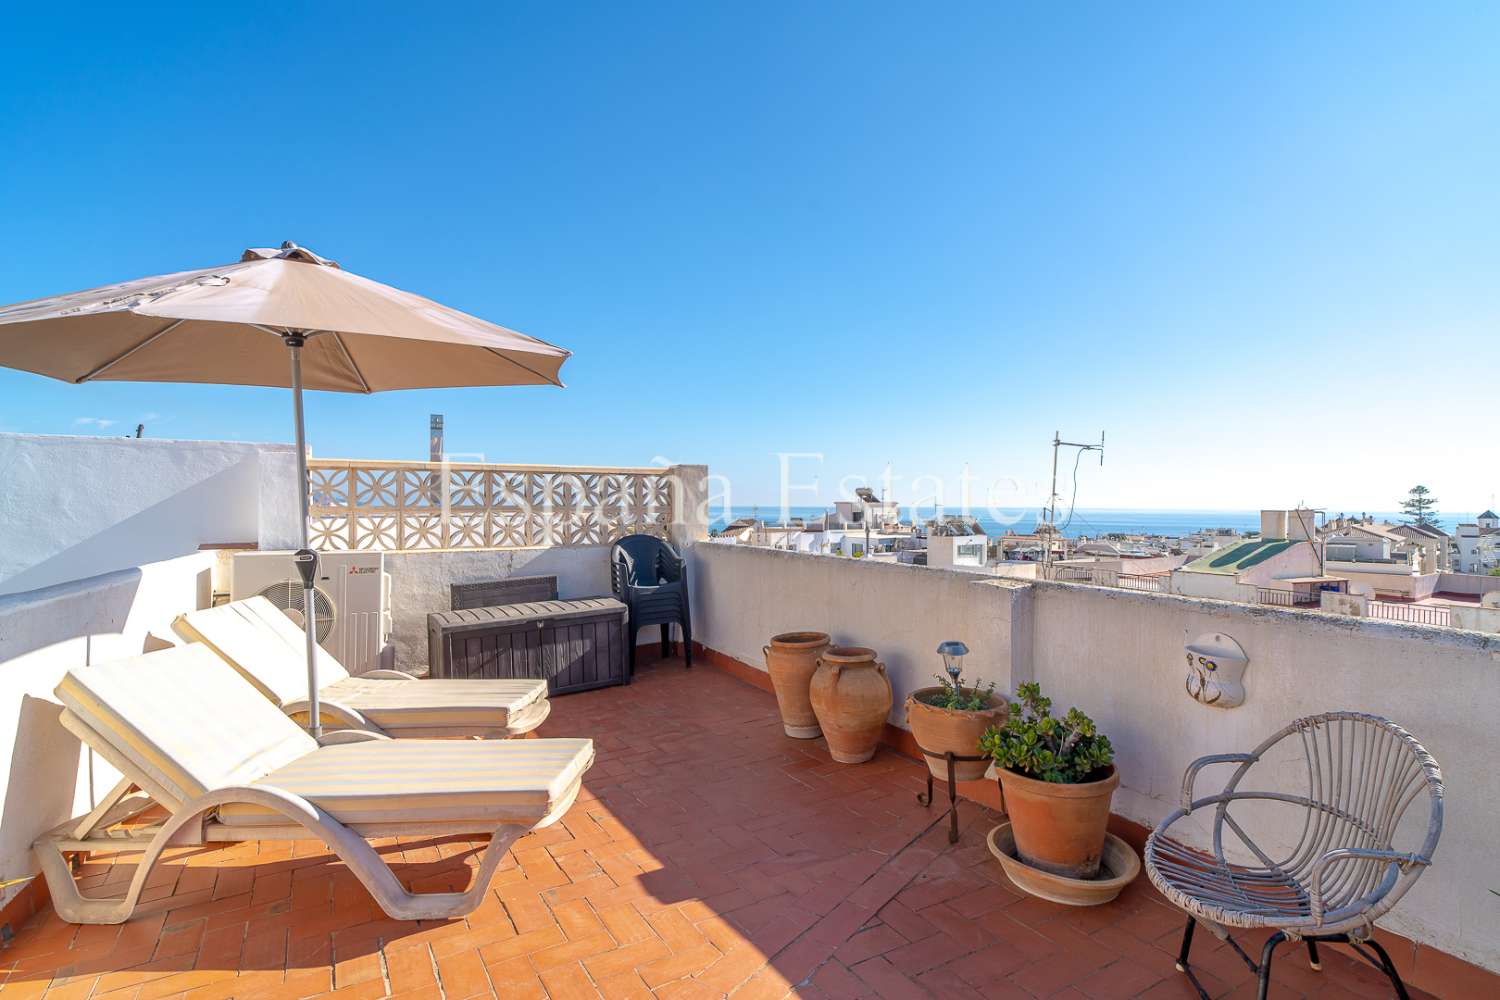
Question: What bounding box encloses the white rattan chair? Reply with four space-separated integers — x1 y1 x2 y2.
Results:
1144 712 1442 1000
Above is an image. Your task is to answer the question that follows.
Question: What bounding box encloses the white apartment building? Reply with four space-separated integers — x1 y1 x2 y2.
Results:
925 519 988 570
1454 510 1499 574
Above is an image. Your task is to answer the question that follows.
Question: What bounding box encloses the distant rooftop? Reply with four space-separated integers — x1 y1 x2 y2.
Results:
1181 538 1297 574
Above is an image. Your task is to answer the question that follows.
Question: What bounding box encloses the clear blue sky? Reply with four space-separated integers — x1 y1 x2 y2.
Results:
2 4 1496 513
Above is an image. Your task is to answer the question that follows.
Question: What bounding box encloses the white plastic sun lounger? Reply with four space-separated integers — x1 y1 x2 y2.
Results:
36 643 594 924
173 597 549 738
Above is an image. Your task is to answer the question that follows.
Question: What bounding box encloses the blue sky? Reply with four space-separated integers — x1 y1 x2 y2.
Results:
2 4 1497 513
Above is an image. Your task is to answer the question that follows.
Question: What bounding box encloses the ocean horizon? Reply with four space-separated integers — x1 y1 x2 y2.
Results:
709 506 1476 539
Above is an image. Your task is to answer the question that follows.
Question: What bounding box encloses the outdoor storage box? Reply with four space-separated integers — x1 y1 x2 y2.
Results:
427 597 630 695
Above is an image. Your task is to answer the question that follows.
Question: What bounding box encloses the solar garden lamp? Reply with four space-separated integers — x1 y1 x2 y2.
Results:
937 640 969 690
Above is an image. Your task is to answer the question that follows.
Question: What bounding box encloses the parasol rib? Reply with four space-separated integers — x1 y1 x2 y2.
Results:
331 332 372 393
76 319 186 383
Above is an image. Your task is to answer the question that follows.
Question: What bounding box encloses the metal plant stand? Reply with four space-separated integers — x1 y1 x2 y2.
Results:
915 747 989 843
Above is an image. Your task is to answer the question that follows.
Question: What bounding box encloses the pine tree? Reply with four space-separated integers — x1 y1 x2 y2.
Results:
1400 485 1439 526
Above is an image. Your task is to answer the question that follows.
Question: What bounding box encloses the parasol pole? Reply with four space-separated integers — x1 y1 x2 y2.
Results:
285 332 323 738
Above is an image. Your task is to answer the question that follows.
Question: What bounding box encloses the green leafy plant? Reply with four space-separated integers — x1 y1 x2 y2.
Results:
980 681 1113 783
918 670 996 711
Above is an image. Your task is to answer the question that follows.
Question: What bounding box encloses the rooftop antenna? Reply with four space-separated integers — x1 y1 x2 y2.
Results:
856 486 879 556
429 414 444 463
1044 430 1105 571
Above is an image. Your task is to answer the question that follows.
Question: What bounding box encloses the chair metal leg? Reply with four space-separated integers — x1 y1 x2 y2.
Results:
1255 932 1286 1000
1175 916 1196 973
1363 938 1412 1000
1306 938 1322 971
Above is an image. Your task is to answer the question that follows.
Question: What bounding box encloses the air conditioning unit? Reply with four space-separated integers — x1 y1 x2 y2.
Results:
230 550 395 674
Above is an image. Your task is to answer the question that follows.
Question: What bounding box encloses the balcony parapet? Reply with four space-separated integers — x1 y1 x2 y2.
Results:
307 458 685 552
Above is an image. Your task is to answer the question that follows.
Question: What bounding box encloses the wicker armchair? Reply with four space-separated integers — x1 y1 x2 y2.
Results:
1145 712 1442 1000
610 534 692 675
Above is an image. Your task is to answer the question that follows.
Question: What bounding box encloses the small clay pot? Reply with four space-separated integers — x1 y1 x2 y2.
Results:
764 631 831 738
905 688 1008 782
998 765 1119 879
809 646 892 764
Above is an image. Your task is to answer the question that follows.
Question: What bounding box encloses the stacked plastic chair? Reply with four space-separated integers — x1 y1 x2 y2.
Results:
610 533 692 676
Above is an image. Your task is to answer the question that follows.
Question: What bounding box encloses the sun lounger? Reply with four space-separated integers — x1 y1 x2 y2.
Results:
173 597 549 737
35 643 593 924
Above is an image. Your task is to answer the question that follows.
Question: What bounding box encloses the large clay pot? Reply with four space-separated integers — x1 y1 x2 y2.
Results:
764 631 831 738
998 765 1119 879
905 688 1008 782
809 646 892 764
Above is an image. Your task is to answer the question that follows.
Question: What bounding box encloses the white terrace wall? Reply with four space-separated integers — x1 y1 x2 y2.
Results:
0 553 213 914
690 543 1500 974
691 543 1031 715
0 433 301 596
1439 571 1500 599
1025 581 1499 973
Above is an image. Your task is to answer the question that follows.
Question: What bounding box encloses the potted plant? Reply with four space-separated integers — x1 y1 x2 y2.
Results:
980 682 1116 879
905 641 1007 782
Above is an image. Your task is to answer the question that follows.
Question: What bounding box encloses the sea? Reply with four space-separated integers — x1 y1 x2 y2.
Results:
709 507 1475 539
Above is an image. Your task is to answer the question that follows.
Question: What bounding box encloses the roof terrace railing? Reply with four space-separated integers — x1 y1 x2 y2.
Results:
1369 600 1452 627
1046 565 1168 592
1254 587 1318 607
306 458 675 552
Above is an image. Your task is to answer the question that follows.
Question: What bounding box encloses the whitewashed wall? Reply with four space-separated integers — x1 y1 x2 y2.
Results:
691 543 1030 706
690 543 1500 974
1024 581 1499 973
0 433 300 596
0 553 213 912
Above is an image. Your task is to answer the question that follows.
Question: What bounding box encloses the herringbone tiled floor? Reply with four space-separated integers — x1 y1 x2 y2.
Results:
0 656 1432 999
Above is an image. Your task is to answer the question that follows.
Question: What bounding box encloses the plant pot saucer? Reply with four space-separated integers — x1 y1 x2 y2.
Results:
986 822 1140 906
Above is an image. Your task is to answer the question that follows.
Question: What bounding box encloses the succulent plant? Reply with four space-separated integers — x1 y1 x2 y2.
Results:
980 681 1114 783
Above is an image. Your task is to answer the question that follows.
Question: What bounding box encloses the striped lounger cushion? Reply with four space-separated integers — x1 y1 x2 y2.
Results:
55 643 593 828
175 597 548 730
217 738 594 826
55 643 321 806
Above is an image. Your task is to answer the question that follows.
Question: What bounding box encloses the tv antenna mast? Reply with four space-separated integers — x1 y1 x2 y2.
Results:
1044 430 1105 569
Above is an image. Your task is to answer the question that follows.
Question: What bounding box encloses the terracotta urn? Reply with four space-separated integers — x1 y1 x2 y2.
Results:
905 688 1008 782
809 646 892 764
763 631 832 738
998 765 1119 879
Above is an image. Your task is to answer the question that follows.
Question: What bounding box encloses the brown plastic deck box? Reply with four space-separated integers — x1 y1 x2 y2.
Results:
428 576 629 694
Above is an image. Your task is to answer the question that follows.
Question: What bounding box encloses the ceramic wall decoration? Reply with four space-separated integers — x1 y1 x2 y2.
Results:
1184 632 1248 708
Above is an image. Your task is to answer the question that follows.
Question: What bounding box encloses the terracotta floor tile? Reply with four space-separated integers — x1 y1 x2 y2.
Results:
537 960 602 999
1075 956 1167 999
635 942 722 989
593 969 653 999
833 923 908 967
849 955 931 1000
3 658 1458 1000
